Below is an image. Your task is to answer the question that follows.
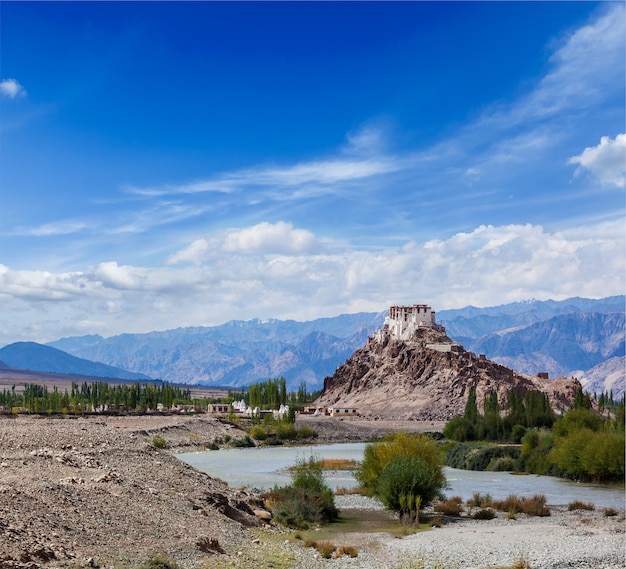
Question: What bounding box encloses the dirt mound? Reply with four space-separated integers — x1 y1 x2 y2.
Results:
0 415 266 568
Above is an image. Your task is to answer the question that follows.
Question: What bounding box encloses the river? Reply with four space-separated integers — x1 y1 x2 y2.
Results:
176 442 625 508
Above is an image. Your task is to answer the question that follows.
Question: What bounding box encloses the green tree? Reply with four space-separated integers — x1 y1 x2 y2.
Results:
355 432 445 508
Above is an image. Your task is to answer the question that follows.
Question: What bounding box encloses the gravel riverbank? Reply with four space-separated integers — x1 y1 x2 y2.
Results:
288 497 625 569
0 414 623 569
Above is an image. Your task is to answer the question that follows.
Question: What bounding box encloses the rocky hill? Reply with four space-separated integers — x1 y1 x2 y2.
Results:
315 327 580 421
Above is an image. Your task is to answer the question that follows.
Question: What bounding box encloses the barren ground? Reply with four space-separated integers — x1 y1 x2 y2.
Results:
0 414 623 569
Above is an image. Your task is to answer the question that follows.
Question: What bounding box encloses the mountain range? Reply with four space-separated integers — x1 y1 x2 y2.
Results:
0 342 151 381
0 296 623 395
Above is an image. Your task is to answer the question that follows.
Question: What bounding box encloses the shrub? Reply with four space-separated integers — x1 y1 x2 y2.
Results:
139 555 179 569
297 425 318 439
446 443 520 471
232 435 255 447
267 456 338 529
315 541 336 559
492 494 550 517
604 508 618 517
355 432 445 507
250 426 267 441
334 485 367 496
549 427 625 483
568 500 595 511
434 496 464 516
511 424 527 443
151 435 167 449
336 545 358 558
275 422 298 440
487 456 517 472
473 508 496 520
466 492 492 509
377 457 437 514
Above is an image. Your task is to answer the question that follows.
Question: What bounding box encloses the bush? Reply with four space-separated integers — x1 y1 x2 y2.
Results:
511 424 527 443
466 492 492 509
250 426 267 441
568 500 595 511
473 508 496 520
267 456 338 529
139 555 179 569
232 435 255 447
604 508 618 517
446 443 520 471
548 427 625 483
336 545 358 558
355 432 445 507
376 457 434 515
297 425 318 439
491 494 550 517
151 435 167 449
434 496 464 516
276 422 298 440
315 541 336 559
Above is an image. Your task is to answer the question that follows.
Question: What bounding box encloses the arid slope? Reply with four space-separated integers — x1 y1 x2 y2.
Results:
315 327 580 420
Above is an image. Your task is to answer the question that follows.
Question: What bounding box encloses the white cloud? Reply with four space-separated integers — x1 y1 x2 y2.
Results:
221 222 321 255
1 220 623 344
167 221 323 264
569 134 626 188
127 129 400 199
0 78 26 98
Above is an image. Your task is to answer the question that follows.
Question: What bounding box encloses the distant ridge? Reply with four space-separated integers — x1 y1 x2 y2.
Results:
34 296 625 395
0 342 152 381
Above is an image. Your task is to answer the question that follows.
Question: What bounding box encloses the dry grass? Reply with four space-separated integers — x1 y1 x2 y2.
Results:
475 494 550 517
314 541 336 559
434 496 463 516
334 484 367 495
316 458 359 470
336 545 358 558
568 500 595 511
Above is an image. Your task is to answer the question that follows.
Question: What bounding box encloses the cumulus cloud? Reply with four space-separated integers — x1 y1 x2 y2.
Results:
1 220 623 344
167 221 323 264
569 134 626 188
0 78 26 98
222 222 321 255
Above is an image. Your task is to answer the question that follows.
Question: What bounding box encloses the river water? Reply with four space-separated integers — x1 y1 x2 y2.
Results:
176 442 625 508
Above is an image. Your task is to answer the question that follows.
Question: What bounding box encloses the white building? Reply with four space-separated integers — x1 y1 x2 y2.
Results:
374 304 446 342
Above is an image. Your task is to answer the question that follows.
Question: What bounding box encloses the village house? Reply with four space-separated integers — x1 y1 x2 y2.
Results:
328 407 358 417
208 403 231 415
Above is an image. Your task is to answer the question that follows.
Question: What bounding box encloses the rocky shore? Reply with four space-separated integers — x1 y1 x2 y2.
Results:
0 414 623 569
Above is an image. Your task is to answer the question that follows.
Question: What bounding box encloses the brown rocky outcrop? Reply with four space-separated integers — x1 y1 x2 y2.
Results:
315 327 581 420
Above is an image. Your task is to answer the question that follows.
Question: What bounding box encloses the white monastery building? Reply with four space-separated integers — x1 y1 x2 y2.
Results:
374 304 447 342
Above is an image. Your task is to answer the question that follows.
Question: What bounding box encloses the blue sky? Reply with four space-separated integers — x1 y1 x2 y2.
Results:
1 1 624 344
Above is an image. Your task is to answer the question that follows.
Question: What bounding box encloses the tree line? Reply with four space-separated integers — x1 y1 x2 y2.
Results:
444 386 555 442
228 378 318 409
444 386 625 483
0 381 196 414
